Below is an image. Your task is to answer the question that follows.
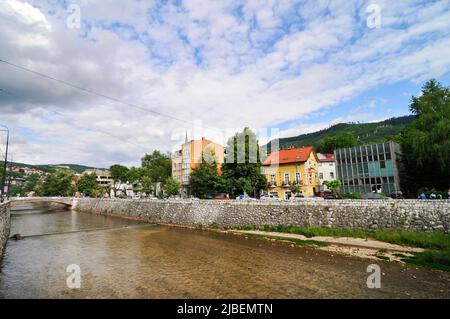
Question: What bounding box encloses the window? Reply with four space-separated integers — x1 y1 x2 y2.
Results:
270 175 275 183
330 172 334 179
319 172 323 179
296 172 301 184
284 173 290 184
380 160 386 169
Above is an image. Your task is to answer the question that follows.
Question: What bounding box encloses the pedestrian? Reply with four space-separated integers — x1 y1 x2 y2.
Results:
430 192 437 200
419 192 427 200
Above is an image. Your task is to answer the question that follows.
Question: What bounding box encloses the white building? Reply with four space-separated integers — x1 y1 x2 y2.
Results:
317 153 336 191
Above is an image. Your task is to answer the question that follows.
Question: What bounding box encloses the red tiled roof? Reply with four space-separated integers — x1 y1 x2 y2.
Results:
317 153 335 162
263 146 314 166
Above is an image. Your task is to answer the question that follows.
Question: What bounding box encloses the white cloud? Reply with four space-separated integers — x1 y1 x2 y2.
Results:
0 0 449 167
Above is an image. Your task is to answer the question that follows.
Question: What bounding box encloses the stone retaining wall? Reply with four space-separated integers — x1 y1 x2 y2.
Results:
0 202 11 259
73 198 450 233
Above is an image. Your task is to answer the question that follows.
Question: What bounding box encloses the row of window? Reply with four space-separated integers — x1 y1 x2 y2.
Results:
335 143 394 164
269 172 302 184
340 176 395 186
319 172 335 179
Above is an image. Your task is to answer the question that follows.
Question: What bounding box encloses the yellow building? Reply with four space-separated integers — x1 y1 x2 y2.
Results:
172 137 224 197
261 146 319 199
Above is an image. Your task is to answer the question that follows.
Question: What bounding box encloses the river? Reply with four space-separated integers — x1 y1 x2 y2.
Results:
0 203 449 298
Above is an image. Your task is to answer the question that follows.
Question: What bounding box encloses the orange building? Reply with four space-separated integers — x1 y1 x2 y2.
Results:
172 136 224 197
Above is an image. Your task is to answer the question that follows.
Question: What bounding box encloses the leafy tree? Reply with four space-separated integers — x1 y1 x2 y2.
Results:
163 177 180 197
77 173 99 197
323 180 341 195
41 169 75 196
110 164 129 197
127 167 142 184
399 79 450 196
221 128 267 197
289 184 301 195
141 151 172 195
139 176 153 196
316 132 356 153
189 161 225 198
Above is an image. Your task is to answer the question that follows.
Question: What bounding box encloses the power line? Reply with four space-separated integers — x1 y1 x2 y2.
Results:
0 87 150 151
0 58 192 125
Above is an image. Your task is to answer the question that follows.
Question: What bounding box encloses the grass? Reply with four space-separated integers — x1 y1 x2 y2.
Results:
234 225 450 272
243 234 329 247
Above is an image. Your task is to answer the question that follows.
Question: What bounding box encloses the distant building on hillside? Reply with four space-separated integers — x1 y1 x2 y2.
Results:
317 153 336 191
172 136 224 197
334 142 401 194
82 169 113 188
262 146 320 199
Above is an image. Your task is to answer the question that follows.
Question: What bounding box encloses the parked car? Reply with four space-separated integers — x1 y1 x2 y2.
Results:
323 191 340 199
390 191 404 199
292 193 305 201
214 194 230 200
260 194 282 201
236 195 257 201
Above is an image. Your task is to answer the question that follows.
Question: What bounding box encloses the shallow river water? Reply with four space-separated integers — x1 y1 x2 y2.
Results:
0 203 449 298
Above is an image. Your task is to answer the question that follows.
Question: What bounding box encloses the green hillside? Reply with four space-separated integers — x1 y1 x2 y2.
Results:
266 115 414 152
11 162 101 174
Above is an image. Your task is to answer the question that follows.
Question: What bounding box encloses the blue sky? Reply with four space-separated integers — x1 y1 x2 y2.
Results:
1 0 450 166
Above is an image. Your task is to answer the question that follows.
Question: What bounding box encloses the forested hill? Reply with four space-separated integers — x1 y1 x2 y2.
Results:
266 115 414 152
10 162 100 174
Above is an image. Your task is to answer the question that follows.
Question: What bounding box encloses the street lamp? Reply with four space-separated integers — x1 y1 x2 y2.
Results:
0 124 9 203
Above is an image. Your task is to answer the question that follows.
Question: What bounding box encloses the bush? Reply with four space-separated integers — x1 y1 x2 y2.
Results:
340 192 363 199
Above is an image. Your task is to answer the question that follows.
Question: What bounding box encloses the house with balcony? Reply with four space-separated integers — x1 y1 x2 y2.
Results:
261 146 320 199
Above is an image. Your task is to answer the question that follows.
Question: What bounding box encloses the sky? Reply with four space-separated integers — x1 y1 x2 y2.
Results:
0 0 450 168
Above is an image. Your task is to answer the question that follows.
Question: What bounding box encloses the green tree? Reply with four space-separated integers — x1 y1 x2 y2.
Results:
189 161 225 199
316 132 356 153
163 177 180 197
77 173 99 197
323 180 341 195
399 79 450 196
289 184 301 195
221 128 267 197
41 169 75 197
110 164 129 197
139 176 153 196
141 151 172 195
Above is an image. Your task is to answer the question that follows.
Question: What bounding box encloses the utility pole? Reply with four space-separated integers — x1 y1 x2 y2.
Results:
0 125 9 203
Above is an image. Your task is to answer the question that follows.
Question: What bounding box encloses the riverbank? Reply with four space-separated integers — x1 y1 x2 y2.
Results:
0 202 11 260
227 227 450 271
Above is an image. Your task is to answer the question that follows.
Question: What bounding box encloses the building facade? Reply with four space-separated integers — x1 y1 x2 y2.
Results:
317 153 336 191
334 142 401 194
82 169 113 188
172 137 224 197
262 146 320 199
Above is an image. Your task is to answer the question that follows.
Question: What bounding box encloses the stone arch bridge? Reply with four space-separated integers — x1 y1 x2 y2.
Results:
10 197 74 208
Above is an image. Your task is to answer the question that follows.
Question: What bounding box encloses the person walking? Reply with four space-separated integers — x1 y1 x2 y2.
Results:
419 192 427 200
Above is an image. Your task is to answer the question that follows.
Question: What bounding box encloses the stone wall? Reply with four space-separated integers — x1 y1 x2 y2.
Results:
73 198 450 233
0 202 11 259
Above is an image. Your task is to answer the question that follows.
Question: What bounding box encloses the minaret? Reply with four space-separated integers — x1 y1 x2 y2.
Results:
185 131 188 143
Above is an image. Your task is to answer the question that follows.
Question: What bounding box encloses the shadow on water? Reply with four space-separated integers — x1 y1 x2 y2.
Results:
0 203 449 299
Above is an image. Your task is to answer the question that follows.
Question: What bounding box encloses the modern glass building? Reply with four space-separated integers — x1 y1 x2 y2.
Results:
334 142 401 194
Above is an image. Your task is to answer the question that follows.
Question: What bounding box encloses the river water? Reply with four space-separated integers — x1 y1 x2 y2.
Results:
0 203 449 299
